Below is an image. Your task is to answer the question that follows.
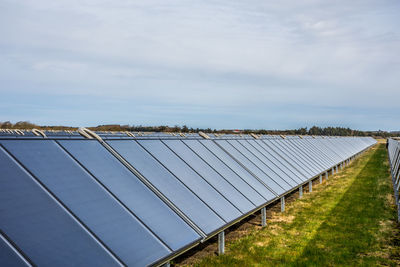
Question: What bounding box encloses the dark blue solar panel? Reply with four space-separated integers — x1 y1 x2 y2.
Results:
182 140 266 207
274 140 319 176
137 140 241 223
58 140 201 251
0 140 170 267
162 140 255 213
251 140 305 184
199 140 276 201
238 140 301 186
0 233 31 267
0 145 121 267
214 140 285 195
291 140 329 170
255 140 308 181
262 140 313 178
230 140 296 188
278 140 322 174
106 140 225 235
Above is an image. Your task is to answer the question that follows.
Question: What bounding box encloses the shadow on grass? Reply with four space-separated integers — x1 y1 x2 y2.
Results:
293 145 394 266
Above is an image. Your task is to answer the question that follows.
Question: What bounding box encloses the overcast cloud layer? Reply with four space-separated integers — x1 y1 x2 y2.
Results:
1 0 399 130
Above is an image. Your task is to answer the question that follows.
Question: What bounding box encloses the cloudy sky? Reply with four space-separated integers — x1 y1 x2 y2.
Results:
1 0 399 130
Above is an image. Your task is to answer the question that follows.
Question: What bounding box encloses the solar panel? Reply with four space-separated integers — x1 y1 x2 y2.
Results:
0 134 377 265
263 140 314 177
0 232 31 267
239 140 301 185
137 140 242 223
0 146 121 267
215 140 286 195
254 140 307 182
235 140 298 187
162 139 256 213
182 139 266 207
0 140 170 266
106 140 225 235
198 140 277 201
57 140 201 251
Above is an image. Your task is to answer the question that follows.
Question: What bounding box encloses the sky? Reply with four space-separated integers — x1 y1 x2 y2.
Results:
0 0 399 130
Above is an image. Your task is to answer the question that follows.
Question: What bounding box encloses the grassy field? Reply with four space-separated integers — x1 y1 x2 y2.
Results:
194 144 399 266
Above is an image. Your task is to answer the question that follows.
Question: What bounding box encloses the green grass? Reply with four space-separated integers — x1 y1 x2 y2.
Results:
195 144 398 267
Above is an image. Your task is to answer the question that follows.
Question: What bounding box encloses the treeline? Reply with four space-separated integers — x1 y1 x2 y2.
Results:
0 121 397 137
0 121 77 130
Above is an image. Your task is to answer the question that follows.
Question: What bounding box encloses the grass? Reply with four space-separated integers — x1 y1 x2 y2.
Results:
193 144 399 266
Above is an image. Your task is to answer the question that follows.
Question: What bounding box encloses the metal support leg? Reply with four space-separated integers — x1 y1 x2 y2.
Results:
341 163 343 170
261 207 266 227
161 262 170 267
309 180 312 192
299 186 303 198
218 231 225 255
332 168 335 175
335 165 339 173
319 174 322 184
325 172 328 180
281 196 285 212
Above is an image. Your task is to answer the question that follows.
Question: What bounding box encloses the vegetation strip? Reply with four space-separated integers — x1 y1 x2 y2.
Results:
193 144 399 266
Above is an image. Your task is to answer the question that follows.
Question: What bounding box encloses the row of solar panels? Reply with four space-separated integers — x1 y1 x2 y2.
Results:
0 129 281 139
0 128 358 141
387 139 400 221
0 135 376 266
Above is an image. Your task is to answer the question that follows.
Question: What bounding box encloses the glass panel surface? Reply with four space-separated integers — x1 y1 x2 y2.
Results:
0 233 31 267
254 140 307 182
1 140 169 267
0 146 120 267
107 140 225 234
263 140 313 178
199 140 276 201
183 140 266 206
138 140 241 223
276 140 319 175
163 140 255 213
215 140 285 195
234 140 297 187
58 140 201 251
240 140 302 185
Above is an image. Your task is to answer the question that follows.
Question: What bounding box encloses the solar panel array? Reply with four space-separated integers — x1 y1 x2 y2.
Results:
388 139 400 221
0 130 376 266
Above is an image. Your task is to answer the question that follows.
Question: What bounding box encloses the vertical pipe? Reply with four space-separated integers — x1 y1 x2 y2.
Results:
218 231 225 255
325 172 328 180
309 180 312 192
299 186 303 198
319 174 323 184
332 168 335 175
261 207 267 227
281 196 285 212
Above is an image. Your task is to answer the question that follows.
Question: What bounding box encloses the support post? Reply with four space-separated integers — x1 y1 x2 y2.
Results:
332 168 335 175
281 196 285 212
319 174 323 184
261 207 266 227
309 180 312 192
336 165 339 173
161 262 170 267
299 186 303 198
218 231 225 255
325 172 328 180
